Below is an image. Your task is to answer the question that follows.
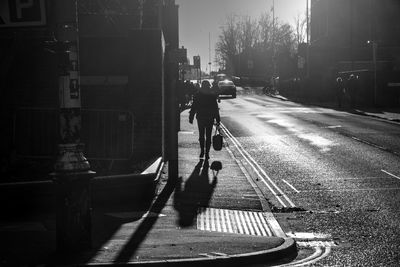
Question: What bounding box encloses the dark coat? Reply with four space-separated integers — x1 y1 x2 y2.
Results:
189 92 220 124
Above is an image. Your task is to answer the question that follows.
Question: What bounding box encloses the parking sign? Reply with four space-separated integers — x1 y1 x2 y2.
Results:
0 0 46 27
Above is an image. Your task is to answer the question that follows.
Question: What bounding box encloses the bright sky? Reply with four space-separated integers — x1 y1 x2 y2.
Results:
176 0 307 72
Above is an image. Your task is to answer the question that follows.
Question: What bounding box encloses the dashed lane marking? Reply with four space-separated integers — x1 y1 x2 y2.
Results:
282 179 300 193
381 169 400 181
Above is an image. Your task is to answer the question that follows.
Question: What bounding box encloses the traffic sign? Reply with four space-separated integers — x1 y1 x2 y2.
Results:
0 0 46 28
193 55 200 68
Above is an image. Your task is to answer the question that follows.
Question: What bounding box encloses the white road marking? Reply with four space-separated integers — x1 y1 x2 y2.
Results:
216 208 222 232
209 252 228 257
249 211 262 236
301 187 400 192
225 209 233 233
277 247 322 267
222 126 287 207
205 208 210 231
257 212 273 236
221 123 296 208
234 210 244 234
295 247 331 266
253 212 267 236
278 246 332 267
297 241 337 248
324 125 342 128
381 169 400 181
210 207 216 231
220 208 227 233
286 232 332 239
239 210 250 235
282 179 300 193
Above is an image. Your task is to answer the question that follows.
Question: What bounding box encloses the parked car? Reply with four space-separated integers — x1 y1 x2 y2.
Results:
214 73 228 82
218 79 236 98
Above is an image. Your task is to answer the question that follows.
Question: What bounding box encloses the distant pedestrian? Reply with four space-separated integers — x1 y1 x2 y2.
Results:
189 80 220 160
178 81 186 110
347 74 358 108
335 77 344 108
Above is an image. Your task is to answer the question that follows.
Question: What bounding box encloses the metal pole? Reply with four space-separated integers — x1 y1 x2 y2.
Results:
373 41 378 106
350 0 354 70
272 0 275 78
306 0 310 78
52 0 95 253
209 32 211 74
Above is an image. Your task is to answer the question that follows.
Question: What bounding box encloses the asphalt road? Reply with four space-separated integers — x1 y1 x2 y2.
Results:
219 88 400 266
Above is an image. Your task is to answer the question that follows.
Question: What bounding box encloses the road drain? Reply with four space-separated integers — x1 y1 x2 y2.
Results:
197 208 277 236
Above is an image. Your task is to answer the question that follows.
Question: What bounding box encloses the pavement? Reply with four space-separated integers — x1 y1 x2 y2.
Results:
0 110 297 266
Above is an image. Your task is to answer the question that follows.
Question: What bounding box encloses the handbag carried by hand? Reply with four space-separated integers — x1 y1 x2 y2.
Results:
212 125 223 151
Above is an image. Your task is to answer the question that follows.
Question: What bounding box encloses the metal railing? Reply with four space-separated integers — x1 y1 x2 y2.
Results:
13 107 134 162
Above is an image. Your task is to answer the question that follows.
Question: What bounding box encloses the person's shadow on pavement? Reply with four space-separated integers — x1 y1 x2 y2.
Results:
173 160 219 227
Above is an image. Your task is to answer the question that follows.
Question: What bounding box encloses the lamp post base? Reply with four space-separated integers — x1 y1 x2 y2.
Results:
51 170 96 253
52 143 95 253
54 144 90 172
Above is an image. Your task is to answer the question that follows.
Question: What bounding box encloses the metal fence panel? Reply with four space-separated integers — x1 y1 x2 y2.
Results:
14 108 134 161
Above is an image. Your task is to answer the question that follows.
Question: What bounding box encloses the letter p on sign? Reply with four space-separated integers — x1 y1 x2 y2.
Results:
0 0 46 27
17 0 34 19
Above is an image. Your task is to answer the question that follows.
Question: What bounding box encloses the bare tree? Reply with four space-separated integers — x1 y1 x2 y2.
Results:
215 12 297 73
258 12 274 51
238 15 259 52
293 12 307 48
275 22 296 53
215 14 241 74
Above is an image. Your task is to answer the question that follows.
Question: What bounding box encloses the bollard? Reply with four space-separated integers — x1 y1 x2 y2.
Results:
51 144 95 252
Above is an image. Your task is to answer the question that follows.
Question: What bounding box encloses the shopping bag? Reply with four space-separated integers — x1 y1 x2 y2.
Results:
212 126 223 151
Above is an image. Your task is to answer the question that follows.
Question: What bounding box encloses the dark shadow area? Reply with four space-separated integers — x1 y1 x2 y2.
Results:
49 185 155 265
173 160 218 227
219 95 236 100
111 175 178 264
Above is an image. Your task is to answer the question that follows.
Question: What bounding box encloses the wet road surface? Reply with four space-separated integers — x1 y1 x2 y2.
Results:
219 88 400 266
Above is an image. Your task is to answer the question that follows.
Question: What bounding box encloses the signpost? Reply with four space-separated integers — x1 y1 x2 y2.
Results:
0 0 46 27
52 0 95 253
194 55 201 81
193 55 200 68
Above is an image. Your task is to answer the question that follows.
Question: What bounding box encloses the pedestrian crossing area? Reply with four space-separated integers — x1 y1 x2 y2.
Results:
197 208 283 237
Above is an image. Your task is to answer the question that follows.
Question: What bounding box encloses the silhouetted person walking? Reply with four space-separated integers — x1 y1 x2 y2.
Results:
189 80 220 159
347 74 358 108
335 77 344 108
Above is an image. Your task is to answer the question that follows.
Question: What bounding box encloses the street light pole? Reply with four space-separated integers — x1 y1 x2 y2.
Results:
372 41 378 106
209 32 212 75
367 40 378 106
306 0 310 78
52 0 95 253
272 0 275 77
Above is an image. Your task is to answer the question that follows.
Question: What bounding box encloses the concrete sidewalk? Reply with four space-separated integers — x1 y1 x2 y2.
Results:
0 110 296 266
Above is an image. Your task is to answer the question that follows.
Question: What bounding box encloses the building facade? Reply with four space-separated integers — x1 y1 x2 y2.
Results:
309 0 400 106
0 0 179 180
